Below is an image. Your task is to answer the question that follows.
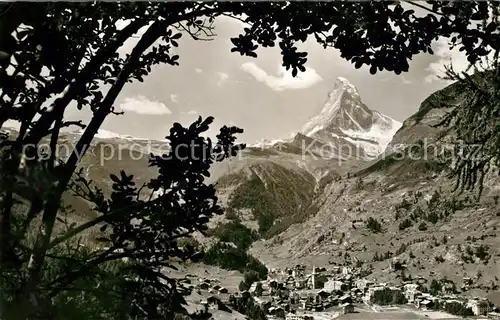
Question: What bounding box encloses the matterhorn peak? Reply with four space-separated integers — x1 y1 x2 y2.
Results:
301 77 364 136
299 76 402 158
332 76 359 96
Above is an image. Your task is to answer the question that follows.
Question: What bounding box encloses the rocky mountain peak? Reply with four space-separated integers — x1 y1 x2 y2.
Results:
300 77 402 158
331 76 361 99
302 77 372 136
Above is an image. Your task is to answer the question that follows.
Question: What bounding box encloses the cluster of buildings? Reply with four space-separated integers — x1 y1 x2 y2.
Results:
241 263 498 319
366 281 495 316
402 282 494 316
242 264 360 317
188 276 229 295
185 262 499 319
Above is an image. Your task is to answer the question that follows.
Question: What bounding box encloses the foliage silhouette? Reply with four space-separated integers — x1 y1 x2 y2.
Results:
0 1 499 318
1 116 245 318
434 57 500 197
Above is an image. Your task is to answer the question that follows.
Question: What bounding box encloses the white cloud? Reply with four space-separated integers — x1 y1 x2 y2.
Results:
424 37 495 83
195 68 203 73
401 76 412 85
187 110 198 115
170 94 179 103
216 72 229 86
119 95 171 115
240 62 323 91
424 38 468 83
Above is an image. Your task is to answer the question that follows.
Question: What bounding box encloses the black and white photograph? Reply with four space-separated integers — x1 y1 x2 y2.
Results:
0 1 499 319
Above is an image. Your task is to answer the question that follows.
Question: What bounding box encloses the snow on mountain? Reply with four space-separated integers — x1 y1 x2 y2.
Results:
1 122 154 143
300 77 402 158
249 132 297 149
301 77 367 136
95 129 126 139
339 115 401 157
251 138 286 149
69 128 152 141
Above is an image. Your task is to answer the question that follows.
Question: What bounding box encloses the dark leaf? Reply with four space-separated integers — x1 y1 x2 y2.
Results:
110 174 120 183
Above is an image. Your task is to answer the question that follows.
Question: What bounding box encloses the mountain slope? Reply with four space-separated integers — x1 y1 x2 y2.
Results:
248 76 500 297
211 77 400 240
216 160 319 238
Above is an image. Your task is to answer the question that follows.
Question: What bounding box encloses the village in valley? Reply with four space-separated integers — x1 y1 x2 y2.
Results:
184 258 500 320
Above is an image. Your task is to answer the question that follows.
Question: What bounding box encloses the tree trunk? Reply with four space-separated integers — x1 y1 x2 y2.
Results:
11 19 167 320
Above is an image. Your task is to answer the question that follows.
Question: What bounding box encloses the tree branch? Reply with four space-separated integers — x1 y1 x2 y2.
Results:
47 202 144 251
24 19 145 146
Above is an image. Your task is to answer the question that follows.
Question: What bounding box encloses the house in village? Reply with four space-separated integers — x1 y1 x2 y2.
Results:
323 280 345 292
338 294 354 314
284 276 295 289
403 283 420 303
403 283 419 291
269 306 286 319
488 312 500 319
415 294 437 310
268 279 279 289
342 267 352 276
350 287 363 300
340 302 354 314
389 257 406 271
203 296 231 313
317 290 331 302
365 286 385 302
198 282 210 291
291 265 306 277
285 314 313 320
209 288 218 294
339 295 352 305
250 281 270 295
466 298 493 316
295 278 307 290
249 282 257 294
462 277 473 286
419 299 434 310
355 279 373 291
254 296 273 309
414 276 427 285
441 281 456 294
218 287 228 294
331 266 341 274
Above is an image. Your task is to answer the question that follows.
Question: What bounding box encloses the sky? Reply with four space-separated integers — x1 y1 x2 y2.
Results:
64 11 473 144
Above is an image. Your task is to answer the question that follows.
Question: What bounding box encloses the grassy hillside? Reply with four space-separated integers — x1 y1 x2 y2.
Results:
224 162 318 238
355 142 447 184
